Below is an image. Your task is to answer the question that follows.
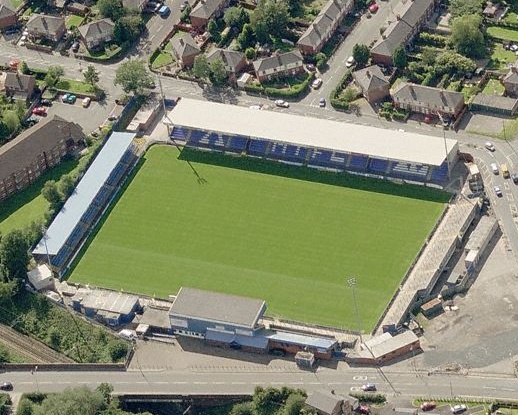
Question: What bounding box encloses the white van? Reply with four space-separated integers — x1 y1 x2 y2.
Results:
118 329 136 341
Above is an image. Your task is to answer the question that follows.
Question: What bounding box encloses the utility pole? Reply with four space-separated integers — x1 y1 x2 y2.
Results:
347 277 363 344
41 226 52 268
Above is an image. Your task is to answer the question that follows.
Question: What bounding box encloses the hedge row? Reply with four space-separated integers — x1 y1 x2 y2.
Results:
330 70 352 110
349 393 386 404
244 73 314 98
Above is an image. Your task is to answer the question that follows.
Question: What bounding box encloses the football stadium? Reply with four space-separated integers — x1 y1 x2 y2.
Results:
38 99 458 331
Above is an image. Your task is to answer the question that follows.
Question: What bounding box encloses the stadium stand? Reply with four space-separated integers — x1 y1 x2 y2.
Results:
166 99 459 187
33 132 138 275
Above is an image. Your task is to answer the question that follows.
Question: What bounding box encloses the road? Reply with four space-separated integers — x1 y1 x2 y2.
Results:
3 367 518 400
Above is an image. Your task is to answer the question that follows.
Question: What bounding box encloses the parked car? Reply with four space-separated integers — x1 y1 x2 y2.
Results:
275 99 289 108
0 382 13 391
495 186 503 197
451 405 467 414
90 130 99 138
491 163 499 174
360 383 376 392
305 63 316 72
108 114 119 121
311 78 323 89
368 2 378 12
485 141 496 151
40 99 53 106
158 5 170 16
82 97 91 108
420 402 437 411
32 106 46 116
512 173 518 184
71 41 80 52
319 98 326 107
24 116 40 126
345 56 355 68
358 406 370 414
62 93 77 104
249 104 262 110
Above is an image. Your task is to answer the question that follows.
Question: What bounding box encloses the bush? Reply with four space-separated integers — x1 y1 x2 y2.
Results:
349 393 386 404
417 32 448 48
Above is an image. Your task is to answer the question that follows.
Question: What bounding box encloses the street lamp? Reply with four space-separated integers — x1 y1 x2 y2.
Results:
347 277 363 344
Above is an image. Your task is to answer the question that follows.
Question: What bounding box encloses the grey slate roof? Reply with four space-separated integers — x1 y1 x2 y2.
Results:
305 390 347 415
190 0 226 20
0 2 16 18
80 290 139 315
352 65 389 93
471 93 518 112
297 0 352 48
206 48 245 72
169 287 266 329
170 33 201 59
32 132 135 256
253 50 303 73
371 0 434 59
503 64 518 85
26 14 65 36
0 115 84 183
392 82 464 111
78 18 114 41
4 72 35 93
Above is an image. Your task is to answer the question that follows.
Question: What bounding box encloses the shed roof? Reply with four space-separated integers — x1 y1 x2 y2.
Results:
166 98 458 166
169 287 266 329
363 330 419 359
33 132 135 256
264 330 337 350
27 264 53 291
80 289 139 315
465 215 497 251
205 329 269 349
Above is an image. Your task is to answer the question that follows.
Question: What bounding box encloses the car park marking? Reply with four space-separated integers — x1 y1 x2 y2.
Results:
350 387 361 391
353 376 367 380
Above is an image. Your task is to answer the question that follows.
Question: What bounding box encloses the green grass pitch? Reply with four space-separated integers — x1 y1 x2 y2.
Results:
69 145 448 330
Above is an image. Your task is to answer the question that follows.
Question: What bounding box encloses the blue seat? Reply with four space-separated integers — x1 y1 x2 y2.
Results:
248 139 269 156
348 154 369 171
369 158 389 173
225 135 248 152
390 162 429 181
171 126 187 140
309 149 346 169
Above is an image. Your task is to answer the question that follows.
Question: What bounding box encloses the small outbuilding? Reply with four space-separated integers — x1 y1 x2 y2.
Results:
27 264 54 291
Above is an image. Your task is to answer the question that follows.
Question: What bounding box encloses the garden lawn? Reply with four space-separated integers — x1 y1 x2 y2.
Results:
70 146 448 330
66 14 84 29
151 51 174 69
0 160 78 234
56 78 96 94
482 79 505 95
489 43 516 71
487 26 518 42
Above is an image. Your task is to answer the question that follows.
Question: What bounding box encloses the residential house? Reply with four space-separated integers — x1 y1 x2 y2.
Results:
482 1 499 18
122 0 147 12
170 33 201 68
253 51 304 83
391 82 465 118
206 48 246 82
370 0 436 65
305 390 357 415
352 65 390 103
0 115 85 202
2 72 36 102
48 0 67 9
190 0 229 29
78 18 115 50
297 0 353 55
503 64 518 97
26 14 66 42
0 3 18 30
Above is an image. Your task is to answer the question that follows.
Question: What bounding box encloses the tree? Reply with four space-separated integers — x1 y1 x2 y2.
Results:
210 58 227 85
283 393 305 415
44 65 64 88
180 4 191 22
392 45 407 70
0 280 17 306
2 110 20 135
19 61 29 75
59 174 75 198
450 14 485 58
0 230 29 282
114 60 155 94
193 55 211 79
83 65 100 85
207 20 219 40
17 398 33 415
245 47 256 60
251 0 290 39
449 0 483 18
107 340 128 361
114 15 144 44
42 180 62 208
237 23 255 50
34 386 105 415
97 0 125 20
352 43 370 68
96 383 114 403
224 6 249 30
435 50 476 76
230 402 254 415
421 47 436 66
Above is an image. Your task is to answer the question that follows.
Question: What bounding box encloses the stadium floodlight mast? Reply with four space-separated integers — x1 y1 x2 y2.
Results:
347 277 363 344
41 226 52 269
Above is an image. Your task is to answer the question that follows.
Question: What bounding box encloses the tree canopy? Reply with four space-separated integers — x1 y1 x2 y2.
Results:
0 229 30 283
44 65 64 88
97 0 125 20
83 65 100 85
114 60 155 94
450 14 485 58
352 43 370 68
392 45 407 70
224 6 249 30
193 55 211 79
114 15 144 44
251 0 290 40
